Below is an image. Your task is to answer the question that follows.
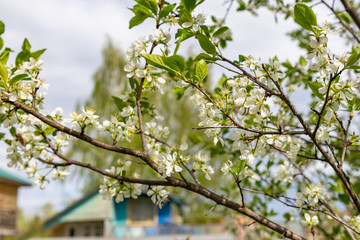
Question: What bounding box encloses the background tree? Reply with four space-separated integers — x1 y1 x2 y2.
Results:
67 39 224 223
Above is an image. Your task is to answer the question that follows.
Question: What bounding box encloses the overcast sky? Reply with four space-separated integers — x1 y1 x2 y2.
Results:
0 0 340 215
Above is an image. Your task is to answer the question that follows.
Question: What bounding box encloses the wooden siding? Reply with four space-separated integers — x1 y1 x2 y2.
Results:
0 182 19 236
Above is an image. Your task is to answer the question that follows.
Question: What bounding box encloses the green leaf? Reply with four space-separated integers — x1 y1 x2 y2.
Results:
0 62 8 82
15 50 31 66
9 74 29 86
195 53 212 61
294 3 317 33
135 0 158 15
132 4 154 17
179 8 192 25
10 127 16 137
0 21 4 35
238 54 248 62
0 48 12 64
237 1 246 11
299 56 306 66
347 51 360 66
112 96 128 112
159 4 175 19
44 126 56 136
0 37 3 50
196 34 216 55
163 55 185 72
148 0 158 15
308 81 324 100
195 59 208 83
338 193 350 204
348 65 360 70
31 49 46 60
213 26 229 38
174 28 193 54
22 38 31 51
129 13 149 29
182 0 196 12
338 13 351 25
172 87 187 100
142 54 176 73
237 160 246 173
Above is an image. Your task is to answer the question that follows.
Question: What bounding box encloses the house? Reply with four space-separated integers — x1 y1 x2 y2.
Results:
43 189 186 238
0 168 31 238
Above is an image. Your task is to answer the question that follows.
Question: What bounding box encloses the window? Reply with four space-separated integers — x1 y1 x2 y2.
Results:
65 222 103 237
94 224 103 236
0 209 16 228
68 227 75 237
127 199 157 226
84 225 91 236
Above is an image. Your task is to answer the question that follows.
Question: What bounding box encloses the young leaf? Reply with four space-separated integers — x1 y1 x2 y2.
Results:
9 74 29 86
294 3 317 33
112 96 128 112
347 51 360 66
129 13 149 29
0 21 4 35
0 62 8 81
0 48 12 64
238 54 248 62
172 87 187 100
163 55 185 72
195 59 208 83
159 4 175 19
237 160 246 173
213 26 229 38
196 34 216 55
31 49 46 60
182 0 196 12
22 38 31 51
10 127 16 137
308 81 324 100
15 50 31 66
142 54 176 73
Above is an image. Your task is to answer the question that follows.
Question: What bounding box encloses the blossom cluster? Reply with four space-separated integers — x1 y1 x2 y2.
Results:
296 183 327 207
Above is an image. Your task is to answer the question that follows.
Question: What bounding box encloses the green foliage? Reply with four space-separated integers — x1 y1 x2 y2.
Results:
213 26 229 38
9 73 29 86
159 4 175 19
142 53 177 73
196 34 216 54
163 55 185 72
307 81 325 100
195 59 208 83
0 20 4 35
0 62 8 81
294 3 317 34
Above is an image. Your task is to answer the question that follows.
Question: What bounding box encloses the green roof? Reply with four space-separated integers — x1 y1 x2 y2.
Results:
0 168 31 186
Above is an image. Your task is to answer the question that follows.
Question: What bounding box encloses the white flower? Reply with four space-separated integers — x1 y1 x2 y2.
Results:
182 13 206 31
221 160 233 174
148 29 171 43
33 175 49 189
147 186 169 208
163 152 182 176
276 162 294 183
52 168 70 181
301 213 319 226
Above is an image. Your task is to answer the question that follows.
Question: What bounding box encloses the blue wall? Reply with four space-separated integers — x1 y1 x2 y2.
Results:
158 202 172 225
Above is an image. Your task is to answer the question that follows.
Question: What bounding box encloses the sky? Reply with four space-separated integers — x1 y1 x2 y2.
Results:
0 0 343 216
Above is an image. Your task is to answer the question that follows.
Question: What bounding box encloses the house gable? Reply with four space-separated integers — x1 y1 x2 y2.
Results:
45 190 112 229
